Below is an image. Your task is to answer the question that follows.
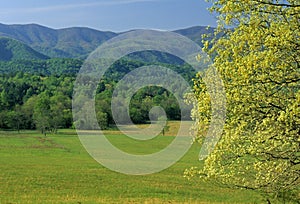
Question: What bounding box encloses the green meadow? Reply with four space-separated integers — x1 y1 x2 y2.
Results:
0 122 263 203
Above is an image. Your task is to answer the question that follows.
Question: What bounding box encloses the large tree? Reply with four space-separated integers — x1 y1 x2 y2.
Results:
187 0 300 202
49 93 72 133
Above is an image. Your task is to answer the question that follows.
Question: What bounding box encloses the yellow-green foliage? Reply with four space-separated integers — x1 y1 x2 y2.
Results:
187 0 300 200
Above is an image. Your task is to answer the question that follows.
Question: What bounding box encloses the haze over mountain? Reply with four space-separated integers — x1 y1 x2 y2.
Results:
0 23 212 59
174 26 214 45
0 23 117 59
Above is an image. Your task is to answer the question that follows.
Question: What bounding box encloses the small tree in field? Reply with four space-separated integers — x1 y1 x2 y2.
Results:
186 0 300 202
33 93 51 136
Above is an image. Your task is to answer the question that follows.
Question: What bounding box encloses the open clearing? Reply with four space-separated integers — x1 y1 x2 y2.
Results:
0 122 263 203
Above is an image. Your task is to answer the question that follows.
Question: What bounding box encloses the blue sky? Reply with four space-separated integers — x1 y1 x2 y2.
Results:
0 0 217 32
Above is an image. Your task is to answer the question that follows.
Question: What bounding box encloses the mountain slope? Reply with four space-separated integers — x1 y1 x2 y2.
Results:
174 26 214 45
56 27 117 58
0 37 49 61
0 23 213 59
0 23 117 58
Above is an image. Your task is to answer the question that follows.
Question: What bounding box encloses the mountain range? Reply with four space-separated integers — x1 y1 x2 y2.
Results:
0 23 213 60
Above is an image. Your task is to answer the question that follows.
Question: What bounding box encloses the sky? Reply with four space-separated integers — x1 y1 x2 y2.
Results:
0 0 217 32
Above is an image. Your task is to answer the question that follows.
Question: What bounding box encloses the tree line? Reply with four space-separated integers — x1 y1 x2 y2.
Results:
0 58 194 134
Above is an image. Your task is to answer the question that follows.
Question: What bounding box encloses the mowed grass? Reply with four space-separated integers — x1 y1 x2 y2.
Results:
0 122 263 203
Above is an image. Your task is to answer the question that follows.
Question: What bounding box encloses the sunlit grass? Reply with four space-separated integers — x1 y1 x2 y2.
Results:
0 126 263 203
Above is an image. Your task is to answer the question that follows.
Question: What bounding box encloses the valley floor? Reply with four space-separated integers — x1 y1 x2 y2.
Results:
0 124 263 203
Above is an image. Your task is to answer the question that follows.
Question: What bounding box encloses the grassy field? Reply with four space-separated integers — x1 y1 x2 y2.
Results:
0 122 263 203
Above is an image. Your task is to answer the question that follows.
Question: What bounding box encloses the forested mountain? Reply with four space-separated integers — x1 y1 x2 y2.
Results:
0 37 49 61
0 23 211 59
0 23 117 58
0 23 209 132
0 58 82 75
174 26 214 45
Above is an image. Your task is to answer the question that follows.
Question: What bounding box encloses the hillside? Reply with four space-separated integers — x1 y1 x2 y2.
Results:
174 26 214 45
0 37 49 61
0 23 117 58
0 23 211 59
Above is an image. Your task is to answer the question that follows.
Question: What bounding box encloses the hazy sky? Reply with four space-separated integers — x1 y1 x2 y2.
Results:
0 0 217 32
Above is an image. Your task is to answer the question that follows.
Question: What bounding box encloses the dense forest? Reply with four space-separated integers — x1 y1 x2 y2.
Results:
0 56 195 133
0 24 207 133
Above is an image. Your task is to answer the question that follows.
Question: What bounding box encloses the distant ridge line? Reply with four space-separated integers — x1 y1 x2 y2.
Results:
0 23 214 59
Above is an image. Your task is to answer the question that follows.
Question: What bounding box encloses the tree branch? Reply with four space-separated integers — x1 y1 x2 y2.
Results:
253 0 300 8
